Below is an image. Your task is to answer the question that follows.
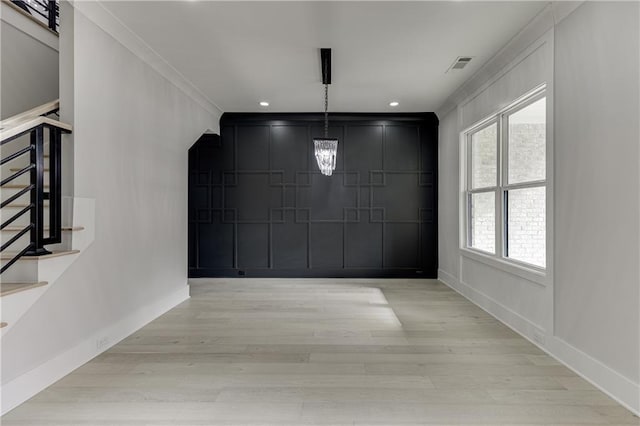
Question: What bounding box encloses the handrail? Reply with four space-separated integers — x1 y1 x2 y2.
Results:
1 116 72 143
0 100 71 274
0 99 60 131
7 0 59 32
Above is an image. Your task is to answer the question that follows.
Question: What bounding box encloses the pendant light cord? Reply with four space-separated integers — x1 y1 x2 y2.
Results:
324 84 329 138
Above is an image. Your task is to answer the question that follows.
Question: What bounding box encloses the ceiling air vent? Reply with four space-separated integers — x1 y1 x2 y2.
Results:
447 56 473 73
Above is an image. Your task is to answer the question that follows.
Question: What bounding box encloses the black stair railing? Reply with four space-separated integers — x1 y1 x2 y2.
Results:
10 0 59 32
0 105 70 274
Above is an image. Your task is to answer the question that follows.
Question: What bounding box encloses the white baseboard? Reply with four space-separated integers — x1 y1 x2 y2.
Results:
546 336 640 416
438 268 640 416
437 269 545 341
0 285 190 415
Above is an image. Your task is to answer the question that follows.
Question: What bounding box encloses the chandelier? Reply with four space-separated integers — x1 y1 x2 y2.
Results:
313 48 338 176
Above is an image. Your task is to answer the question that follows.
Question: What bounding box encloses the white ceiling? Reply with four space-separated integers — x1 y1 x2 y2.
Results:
101 1 548 113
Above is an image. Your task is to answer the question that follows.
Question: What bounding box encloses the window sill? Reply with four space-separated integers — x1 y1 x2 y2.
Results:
460 248 547 287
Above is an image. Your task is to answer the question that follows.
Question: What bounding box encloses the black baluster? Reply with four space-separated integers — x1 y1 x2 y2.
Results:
47 0 56 31
27 126 50 256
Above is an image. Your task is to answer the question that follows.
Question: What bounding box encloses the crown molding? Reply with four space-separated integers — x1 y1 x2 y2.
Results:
69 0 223 118
436 2 583 119
550 1 584 25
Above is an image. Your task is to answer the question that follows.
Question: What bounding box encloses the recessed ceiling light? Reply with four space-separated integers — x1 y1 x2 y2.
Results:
259 101 269 107
389 101 399 107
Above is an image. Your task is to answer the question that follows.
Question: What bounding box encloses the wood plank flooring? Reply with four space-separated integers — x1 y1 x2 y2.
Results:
2 278 637 425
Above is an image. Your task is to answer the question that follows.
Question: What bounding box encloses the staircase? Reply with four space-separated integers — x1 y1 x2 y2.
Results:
0 100 93 335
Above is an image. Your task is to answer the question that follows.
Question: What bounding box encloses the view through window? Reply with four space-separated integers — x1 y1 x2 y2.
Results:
465 90 546 269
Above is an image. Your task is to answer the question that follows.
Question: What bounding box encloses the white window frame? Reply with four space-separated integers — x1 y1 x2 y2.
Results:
461 86 548 282
465 119 499 255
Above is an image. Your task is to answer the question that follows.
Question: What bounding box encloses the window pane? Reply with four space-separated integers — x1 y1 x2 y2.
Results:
507 97 546 184
506 187 546 267
470 123 497 189
469 192 495 254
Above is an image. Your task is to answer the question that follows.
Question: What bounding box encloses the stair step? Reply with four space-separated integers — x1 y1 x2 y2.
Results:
0 282 47 297
1 226 84 232
2 184 50 189
9 168 50 172
0 250 79 261
2 202 50 208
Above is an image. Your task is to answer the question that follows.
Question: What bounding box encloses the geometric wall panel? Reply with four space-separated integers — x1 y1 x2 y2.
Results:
384 223 420 268
188 113 438 278
310 223 344 269
345 221 383 268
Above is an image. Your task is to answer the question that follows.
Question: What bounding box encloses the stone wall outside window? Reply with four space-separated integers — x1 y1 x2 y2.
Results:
470 122 545 267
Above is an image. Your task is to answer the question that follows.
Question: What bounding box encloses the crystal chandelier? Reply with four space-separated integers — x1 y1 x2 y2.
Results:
313 49 338 176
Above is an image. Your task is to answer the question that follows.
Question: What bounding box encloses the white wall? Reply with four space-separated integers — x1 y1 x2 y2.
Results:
438 26 555 341
0 3 59 119
437 109 459 279
1 0 219 397
437 2 640 414
554 1 639 385
59 0 74 197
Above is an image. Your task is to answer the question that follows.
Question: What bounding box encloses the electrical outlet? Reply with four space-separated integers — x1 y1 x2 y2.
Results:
96 337 110 351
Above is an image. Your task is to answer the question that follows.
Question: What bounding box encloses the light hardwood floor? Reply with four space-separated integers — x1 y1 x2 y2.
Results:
3 279 638 425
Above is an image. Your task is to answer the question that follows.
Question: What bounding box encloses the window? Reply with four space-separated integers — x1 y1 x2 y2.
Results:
468 122 498 254
464 89 547 269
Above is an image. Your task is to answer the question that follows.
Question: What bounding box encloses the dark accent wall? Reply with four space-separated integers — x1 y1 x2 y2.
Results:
189 113 438 278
